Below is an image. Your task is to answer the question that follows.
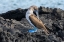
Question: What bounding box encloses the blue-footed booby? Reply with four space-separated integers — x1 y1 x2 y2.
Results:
26 6 49 35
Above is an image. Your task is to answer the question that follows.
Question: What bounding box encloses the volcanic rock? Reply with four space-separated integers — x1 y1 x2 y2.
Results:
0 6 64 42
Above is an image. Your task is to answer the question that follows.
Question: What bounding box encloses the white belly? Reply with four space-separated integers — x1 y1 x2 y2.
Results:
26 10 34 27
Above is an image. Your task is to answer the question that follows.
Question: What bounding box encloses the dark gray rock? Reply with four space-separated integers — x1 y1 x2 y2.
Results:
0 6 64 42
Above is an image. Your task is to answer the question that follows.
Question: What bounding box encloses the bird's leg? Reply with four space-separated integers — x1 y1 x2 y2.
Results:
28 27 38 33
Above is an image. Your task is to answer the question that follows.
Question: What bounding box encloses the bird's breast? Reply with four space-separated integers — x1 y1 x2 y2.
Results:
26 11 34 26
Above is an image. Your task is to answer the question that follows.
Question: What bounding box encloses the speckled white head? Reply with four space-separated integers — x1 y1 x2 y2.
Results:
28 5 38 12
28 5 39 19
26 5 38 15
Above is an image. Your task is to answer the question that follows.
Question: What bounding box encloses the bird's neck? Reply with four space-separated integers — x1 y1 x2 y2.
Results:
28 9 34 14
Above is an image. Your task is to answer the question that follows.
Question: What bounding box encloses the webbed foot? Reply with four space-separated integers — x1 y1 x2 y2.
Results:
28 27 37 33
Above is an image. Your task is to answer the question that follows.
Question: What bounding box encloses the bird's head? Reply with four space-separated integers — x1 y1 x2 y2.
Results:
29 5 38 12
29 5 39 19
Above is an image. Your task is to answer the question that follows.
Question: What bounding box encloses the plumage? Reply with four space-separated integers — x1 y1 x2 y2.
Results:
26 6 49 35
29 14 49 35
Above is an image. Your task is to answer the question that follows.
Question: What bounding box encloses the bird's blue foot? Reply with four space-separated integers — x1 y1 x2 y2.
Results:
28 29 37 33
28 27 37 33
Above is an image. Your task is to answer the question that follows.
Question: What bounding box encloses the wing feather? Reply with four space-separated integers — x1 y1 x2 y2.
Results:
29 14 49 35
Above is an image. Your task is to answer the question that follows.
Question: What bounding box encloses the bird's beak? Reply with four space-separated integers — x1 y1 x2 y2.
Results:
35 10 39 19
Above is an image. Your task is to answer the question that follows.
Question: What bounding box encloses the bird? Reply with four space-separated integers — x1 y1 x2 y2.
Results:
26 5 49 35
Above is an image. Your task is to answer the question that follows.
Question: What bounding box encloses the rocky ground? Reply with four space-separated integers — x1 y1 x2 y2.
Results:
0 6 64 42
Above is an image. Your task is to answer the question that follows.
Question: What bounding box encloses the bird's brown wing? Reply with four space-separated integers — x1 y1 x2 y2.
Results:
29 14 49 35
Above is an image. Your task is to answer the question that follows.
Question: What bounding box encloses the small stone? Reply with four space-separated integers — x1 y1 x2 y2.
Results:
6 19 10 21
0 17 5 20
0 28 3 32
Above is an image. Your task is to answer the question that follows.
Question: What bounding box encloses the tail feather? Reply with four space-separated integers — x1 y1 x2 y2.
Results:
42 24 49 35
